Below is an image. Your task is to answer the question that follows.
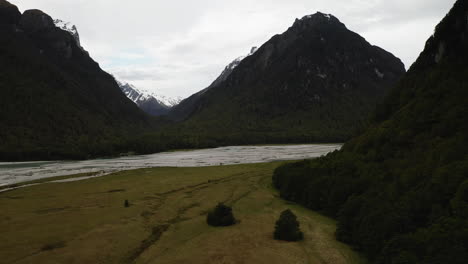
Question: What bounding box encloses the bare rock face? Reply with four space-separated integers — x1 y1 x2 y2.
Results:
0 0 21 25
19 9 55 32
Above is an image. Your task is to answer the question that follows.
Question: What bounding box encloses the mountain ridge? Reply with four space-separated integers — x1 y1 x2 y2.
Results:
167 11 405 145
168 46 259 121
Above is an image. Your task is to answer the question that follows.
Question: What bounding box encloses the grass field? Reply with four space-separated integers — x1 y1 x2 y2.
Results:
0 162 366 264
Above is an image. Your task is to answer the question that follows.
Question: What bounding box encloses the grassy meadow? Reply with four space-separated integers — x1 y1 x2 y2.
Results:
0 162 366 264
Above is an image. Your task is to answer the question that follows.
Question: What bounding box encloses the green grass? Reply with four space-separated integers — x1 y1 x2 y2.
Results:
0 162 366 264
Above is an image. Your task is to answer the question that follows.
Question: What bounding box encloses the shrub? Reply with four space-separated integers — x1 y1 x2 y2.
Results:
207 203 236 227
274 209 304 241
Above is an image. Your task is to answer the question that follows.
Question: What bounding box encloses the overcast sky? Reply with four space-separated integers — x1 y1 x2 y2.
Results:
14 0 456 99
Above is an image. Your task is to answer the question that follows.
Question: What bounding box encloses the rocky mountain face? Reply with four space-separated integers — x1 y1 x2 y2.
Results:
116 80 178 116
273 0 468 262
53 19 86 52
169 12 405 144
0 0 150 161
168 47 258 121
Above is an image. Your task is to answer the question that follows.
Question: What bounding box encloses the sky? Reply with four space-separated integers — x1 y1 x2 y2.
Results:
13 0 457 99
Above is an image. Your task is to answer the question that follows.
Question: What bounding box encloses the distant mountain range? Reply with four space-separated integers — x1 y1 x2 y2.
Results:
116 79 182 116
167 12 405 144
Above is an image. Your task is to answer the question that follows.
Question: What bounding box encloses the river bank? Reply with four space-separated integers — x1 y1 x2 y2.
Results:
0 144 341 186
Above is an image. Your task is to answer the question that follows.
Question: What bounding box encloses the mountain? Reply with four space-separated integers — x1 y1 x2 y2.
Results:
0 0 151 161
116 79 182 116
273 0 468 262
168 46 258 121
168 12 405 144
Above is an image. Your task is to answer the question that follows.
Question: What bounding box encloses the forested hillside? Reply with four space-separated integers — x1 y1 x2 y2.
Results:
273 0 468 262
0 1 151 160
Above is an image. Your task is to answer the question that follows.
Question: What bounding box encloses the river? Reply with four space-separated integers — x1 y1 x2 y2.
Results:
0 144 341 186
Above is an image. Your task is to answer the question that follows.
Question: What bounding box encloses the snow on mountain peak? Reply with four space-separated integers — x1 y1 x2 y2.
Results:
114 76 182 107
302 12 334 21
54 19 77 35
53 19 85 51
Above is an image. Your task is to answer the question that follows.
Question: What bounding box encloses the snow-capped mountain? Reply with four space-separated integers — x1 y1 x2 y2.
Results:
53 19 85 51
154 94 183 107
116 79 182 116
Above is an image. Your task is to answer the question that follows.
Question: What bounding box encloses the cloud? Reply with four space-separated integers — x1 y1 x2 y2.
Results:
13 0 457 98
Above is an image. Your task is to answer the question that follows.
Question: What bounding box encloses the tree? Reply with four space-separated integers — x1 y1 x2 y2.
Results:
207 203 236 227
274 209 304 241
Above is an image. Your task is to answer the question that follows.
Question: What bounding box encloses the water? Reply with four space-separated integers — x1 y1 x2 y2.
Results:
0 144 341 186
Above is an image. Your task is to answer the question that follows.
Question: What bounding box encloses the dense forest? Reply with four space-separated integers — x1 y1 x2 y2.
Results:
273 0 468 263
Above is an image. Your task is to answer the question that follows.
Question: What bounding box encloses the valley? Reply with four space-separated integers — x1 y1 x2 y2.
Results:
0 0 466 262
0 162 365 264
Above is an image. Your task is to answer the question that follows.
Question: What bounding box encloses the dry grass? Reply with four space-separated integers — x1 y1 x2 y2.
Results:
0 162 366 264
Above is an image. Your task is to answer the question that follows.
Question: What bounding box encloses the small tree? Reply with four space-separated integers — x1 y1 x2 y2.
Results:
207 203 236 226
274 209 303 241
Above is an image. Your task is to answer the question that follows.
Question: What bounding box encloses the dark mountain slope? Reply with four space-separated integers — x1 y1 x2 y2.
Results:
169 13 405 144
273 1 468 263
0 1 150 160
169 47 258 121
